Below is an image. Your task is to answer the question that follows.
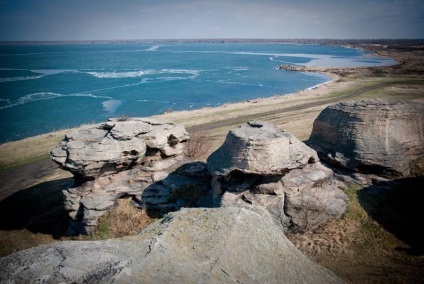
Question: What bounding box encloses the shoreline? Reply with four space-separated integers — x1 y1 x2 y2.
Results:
1 42 423 171
0 42 394 144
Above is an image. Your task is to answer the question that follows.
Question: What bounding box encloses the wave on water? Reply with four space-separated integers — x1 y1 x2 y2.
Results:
0 75 44 82
231 67 249 71
86 69 201 79
87 71 146 79
0 69 81 83
306 79 332 90
31 69 80 75
0 92 112 110
145 45 162 51
102 99 122 114
216 79 266 88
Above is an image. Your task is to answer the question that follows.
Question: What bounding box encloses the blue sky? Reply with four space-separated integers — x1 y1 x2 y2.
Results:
0 0 423 40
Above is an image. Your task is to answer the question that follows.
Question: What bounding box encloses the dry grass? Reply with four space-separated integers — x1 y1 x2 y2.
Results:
0 131 65 172
287 181 424 283
184 131 212 160
0 230 55 257
90 198 152 240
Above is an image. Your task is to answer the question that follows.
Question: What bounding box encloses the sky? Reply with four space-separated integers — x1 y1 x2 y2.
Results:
0 0 423 41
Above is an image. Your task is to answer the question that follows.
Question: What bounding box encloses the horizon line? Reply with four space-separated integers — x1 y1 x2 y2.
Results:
1 38 424 45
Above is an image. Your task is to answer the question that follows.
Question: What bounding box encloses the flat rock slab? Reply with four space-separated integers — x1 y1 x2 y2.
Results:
0 207 345 284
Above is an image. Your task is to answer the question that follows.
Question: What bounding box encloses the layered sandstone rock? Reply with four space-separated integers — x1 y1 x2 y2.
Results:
207 121 347 232
50 117 199 235
50 117 189 181
0 207 345 284
64 161 211 235
208 121 318 176
307 99 424 177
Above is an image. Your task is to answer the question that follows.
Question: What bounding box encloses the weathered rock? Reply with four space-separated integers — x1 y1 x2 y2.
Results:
307 99 424 177
50 117 189 181
207 121 318 176
0 207 345 284
49 117 201 235
282 163 348 232
208 121 348 232
65 161 211 235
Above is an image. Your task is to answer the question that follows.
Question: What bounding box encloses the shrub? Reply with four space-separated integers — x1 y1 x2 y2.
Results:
184 131 210 160
91 198 151 239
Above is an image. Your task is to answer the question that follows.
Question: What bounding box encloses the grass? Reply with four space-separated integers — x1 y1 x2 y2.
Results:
88 198 152 240
287 179 424 283
0 229 54 256
0 132 65 173
0 193 153 256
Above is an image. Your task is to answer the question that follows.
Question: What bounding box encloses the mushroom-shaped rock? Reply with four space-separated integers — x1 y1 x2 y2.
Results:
50 117 189 181
307 99 424 177
207 121 319 176
206 121 347 232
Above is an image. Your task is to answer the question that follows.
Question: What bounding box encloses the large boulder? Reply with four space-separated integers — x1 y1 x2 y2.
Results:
0 207 345 284
50 117 189 181
307 99 424 177
208 121 318 176
207 121 347 232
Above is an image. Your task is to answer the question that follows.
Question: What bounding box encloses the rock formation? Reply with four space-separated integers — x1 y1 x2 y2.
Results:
307 99 424 178
208 121 319 176
207 121 347 232
64 161 211 235
0 207 345 284
50 117 212 235
50 117 189 181
50 119 348 235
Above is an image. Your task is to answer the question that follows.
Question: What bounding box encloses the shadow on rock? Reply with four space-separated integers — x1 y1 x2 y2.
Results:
138 161 213 217
0 177 74 238
358 176 424 255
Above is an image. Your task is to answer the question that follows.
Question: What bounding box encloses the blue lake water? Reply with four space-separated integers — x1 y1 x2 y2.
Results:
0 43 394 143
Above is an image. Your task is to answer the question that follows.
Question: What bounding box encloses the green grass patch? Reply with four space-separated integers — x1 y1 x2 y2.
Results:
0 133 64 173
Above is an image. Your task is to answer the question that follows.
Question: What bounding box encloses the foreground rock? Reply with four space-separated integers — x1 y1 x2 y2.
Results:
307 99 424 178
0 207 344 284
208 121 347 232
